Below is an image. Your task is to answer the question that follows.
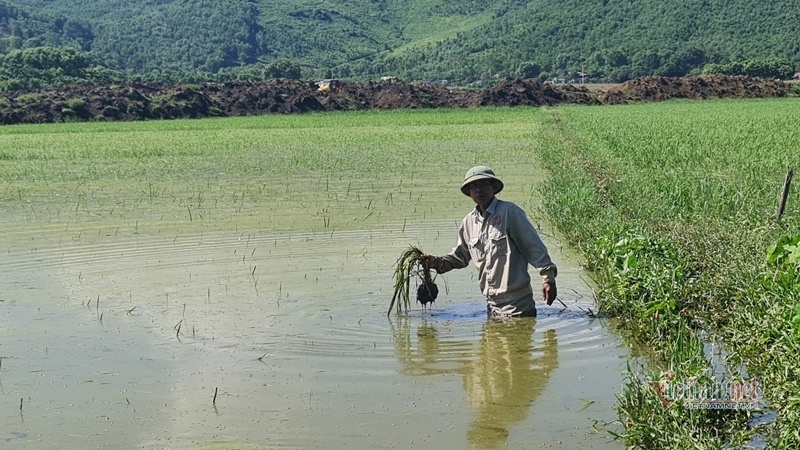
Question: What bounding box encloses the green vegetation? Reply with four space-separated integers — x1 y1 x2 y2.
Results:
388 246 438 315
371 0 800 84
1 100 799 446
0 107 546 236
536 99 800 447
703 57 796 79
91 0 263 73
0 46 122 91
0 2 92 52
1 0 799 88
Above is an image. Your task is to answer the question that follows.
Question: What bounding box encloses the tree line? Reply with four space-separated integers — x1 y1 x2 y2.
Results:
0 0 798 91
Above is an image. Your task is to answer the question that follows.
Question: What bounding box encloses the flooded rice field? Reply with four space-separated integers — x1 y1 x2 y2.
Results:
2 219 628 449
1 112 632 448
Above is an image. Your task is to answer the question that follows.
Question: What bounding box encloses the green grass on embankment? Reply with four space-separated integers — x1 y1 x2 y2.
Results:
536 98 800 448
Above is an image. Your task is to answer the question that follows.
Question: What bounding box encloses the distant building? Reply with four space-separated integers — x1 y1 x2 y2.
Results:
428 80 450 86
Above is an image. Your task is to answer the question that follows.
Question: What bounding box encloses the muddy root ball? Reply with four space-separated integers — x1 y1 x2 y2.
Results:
416 282 439 307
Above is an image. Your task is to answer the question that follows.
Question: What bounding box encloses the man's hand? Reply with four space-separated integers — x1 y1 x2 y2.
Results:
420 254 437 271
542 280 557 306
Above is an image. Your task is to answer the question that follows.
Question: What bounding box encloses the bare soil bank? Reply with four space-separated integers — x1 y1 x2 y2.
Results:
0 75 795 125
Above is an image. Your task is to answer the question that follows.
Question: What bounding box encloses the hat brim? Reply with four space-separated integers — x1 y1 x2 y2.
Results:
460 174 504 196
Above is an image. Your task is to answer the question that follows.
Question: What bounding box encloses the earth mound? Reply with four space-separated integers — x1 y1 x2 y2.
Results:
599 75 794 104
0 75 795 125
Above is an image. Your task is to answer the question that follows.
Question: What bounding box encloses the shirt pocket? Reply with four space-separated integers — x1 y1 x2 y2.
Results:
486 235 508 267
488 235 509 261
468 236 485 261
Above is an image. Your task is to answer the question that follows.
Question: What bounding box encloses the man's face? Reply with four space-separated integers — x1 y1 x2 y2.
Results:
467 179 496 209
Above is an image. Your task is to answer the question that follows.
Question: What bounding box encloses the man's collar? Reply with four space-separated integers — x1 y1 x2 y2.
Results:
475 196 499 216
486 197 499 213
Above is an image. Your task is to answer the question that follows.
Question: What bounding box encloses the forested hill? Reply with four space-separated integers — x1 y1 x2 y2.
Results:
1 0 799 89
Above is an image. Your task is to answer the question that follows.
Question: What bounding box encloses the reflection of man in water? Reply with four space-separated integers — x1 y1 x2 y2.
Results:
420 166 557 317
464 320 557 448
390 317 558 448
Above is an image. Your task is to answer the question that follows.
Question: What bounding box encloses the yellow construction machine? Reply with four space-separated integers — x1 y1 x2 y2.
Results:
317 79 341 93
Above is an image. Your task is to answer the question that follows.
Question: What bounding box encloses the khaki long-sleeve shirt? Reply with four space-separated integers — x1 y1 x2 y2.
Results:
433 198 557 307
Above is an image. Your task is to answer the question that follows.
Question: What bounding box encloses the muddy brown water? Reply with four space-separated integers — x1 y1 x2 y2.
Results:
2 217 628 449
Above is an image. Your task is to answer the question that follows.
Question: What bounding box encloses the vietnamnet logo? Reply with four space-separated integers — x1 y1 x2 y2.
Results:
647 370 764 410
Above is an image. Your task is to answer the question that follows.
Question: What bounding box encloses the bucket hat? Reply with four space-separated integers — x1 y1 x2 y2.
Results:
460 165 504 196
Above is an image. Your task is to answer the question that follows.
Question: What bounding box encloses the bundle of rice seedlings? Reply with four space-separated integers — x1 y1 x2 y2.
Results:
387 246 439 315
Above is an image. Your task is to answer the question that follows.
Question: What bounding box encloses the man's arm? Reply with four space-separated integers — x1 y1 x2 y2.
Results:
421 222 472 274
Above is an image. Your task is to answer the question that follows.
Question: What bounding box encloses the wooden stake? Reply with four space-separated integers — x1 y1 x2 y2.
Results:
778 169 793 223
213 387 218 406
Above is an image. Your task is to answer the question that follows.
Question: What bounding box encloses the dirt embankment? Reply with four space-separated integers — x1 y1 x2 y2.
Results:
598 75 795 104
0 75 795 125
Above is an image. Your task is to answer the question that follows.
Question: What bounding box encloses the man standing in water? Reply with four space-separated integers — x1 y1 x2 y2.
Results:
421 166 557 317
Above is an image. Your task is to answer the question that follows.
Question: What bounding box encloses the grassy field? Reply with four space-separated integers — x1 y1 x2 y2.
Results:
0 108 549 238
2 100 799 447
537 98 800 448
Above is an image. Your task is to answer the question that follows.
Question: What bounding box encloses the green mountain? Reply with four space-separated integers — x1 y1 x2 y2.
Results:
0 0 798 86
